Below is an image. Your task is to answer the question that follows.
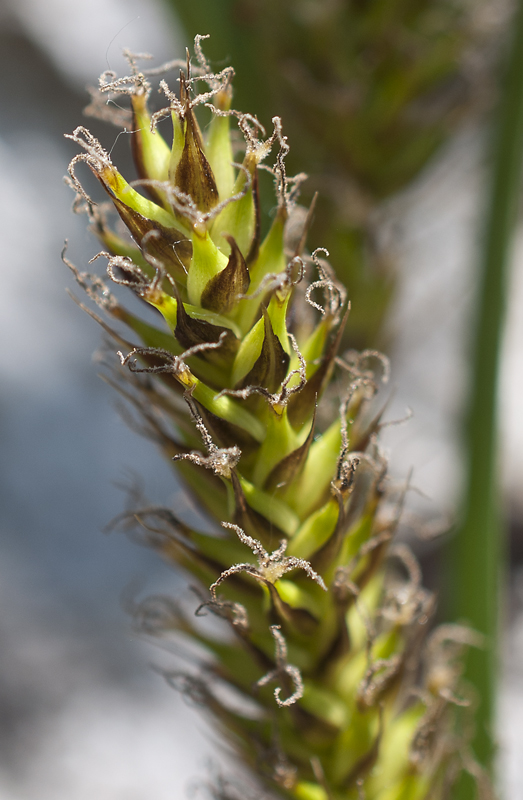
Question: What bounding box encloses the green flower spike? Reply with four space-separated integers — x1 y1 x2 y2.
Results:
66 39 492 800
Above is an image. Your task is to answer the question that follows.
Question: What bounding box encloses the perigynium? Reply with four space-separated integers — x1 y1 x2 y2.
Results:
65 37 492 800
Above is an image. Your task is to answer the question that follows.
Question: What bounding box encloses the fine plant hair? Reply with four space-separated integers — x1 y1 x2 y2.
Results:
66 39 492 800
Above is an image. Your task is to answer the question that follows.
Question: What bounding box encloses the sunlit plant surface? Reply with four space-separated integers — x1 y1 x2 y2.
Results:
65 37 491 800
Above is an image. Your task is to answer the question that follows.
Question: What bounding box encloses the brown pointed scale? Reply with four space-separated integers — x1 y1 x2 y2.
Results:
174 296 239 364
350 532 392 593
341 721 383 789
200 235 250 314
68 290 184 398
108 501 229 585
174 74 219 213
287 308 349 429
312 464 382 576
263 410 316 493
101 372 190 460
350 398 389 453
342 462 383 536
315 598 352 672
238 307 290 393
111 196 192 282
310 490 347 575
245 166 261 265
192 400 259 455
116 387 230 520
266 583 318 636
145 520 228 586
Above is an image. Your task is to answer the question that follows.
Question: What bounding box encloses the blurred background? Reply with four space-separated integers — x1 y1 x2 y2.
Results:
0 0 522 797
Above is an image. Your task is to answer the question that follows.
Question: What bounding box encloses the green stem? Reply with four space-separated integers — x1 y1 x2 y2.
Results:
448 0 523 784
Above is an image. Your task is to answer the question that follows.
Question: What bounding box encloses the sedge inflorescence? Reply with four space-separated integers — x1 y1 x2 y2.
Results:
65 36 488 800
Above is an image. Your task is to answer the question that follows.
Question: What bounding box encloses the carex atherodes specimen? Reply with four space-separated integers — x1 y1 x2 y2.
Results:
65 37 490 800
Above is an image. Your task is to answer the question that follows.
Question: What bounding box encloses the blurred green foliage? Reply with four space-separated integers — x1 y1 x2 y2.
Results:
166 0 492 348
448 2 523 794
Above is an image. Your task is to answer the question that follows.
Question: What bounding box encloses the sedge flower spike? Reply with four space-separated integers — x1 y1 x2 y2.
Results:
66 39 491 800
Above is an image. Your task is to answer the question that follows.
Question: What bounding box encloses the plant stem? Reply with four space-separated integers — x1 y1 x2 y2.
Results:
448 0 523 784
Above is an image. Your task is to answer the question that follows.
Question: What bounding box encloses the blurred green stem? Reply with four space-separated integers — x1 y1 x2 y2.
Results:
449 0 523 786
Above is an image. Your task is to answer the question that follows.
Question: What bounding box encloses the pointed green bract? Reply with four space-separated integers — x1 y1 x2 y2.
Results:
168 110 185 182
206 96 235 200
131 93 171 184
211 155 256 257
101 165 177 228
187 229 229 306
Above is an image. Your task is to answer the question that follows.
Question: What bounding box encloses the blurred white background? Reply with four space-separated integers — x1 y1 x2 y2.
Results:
0 0 521 797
